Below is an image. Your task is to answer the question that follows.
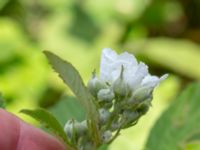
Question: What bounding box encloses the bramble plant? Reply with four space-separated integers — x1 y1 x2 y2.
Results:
20 48 168 150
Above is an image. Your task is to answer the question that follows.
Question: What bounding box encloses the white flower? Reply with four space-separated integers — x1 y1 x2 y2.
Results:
100 48 168 91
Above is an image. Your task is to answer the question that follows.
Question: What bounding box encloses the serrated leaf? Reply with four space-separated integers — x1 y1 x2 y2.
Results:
44 51 100 143
20 108 73 149
145 83 200 150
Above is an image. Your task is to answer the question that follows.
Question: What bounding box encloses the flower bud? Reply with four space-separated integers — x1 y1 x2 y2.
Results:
87 72 107 97
99 108 111 124
113 66 130 98
101 130 112 143
111 122 120 131
134 87 152 101
136 102 150 115
64 119 88 140
122 110 139 127
74 120 88 136
97 88 114 102
64 119 74 139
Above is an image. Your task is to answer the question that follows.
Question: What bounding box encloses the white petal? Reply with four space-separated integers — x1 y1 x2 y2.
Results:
100 48 117 82
141 74 168 88
118 51 138 66
126 62 148 90
160 74 168 81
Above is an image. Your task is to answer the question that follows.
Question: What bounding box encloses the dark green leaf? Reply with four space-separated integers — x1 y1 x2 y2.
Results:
20 108 72 149
145 83 200 150
0 94 5 108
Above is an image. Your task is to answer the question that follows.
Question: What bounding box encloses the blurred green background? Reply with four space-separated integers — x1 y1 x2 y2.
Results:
0 0 200 149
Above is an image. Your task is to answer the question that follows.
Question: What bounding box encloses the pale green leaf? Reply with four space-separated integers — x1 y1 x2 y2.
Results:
185 142 200 150
132 38 200 80
44 51 100 143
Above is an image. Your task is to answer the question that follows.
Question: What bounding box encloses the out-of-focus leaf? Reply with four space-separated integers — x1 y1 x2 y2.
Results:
48 96 86 126
132 38 200 80
98 144 109 150
0 93 5 108
145 83 200 150
185 142 200 150
38 86 63 108
184 132 200 150
69 2 100 43
20 108 72 149
44 51 100 143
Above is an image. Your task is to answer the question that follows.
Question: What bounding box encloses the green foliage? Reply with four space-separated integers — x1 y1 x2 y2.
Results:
20 108 72 149
44 51 100 144
49 96 86 126
136 38 200 80
48 95 109 150
185 142 200 150
145 83 200 150
0 93 5 108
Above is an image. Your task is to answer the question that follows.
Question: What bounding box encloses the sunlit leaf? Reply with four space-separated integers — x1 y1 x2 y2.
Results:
131 38 200 79
44 51 100 143
185 142 200 150
145 83 200 150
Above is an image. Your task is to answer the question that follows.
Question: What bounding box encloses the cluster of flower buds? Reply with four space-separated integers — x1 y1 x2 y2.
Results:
64 48 167 149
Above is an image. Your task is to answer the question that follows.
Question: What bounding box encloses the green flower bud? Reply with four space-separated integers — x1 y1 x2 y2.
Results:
111 122 120 131
101 130 112 143
78 140 95 150
74 120 88 136
123 110 139 122
136 102 150 115
127 87 153 108
64 119 88 141
97 88 114 102
64 119 74 139
99 108 111 124
87 72 107 97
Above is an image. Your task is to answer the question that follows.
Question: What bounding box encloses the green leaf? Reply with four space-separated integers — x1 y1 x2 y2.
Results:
0 94 5 109
185 142 200 150
20 108 72 149
133 38 200 80
44 51 100 143
184 132 200 150
145 83 200 150
49 95 86 126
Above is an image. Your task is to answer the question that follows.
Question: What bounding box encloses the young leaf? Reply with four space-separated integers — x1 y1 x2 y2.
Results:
20 108 73 149
145 83 200 150
44 51 100 143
